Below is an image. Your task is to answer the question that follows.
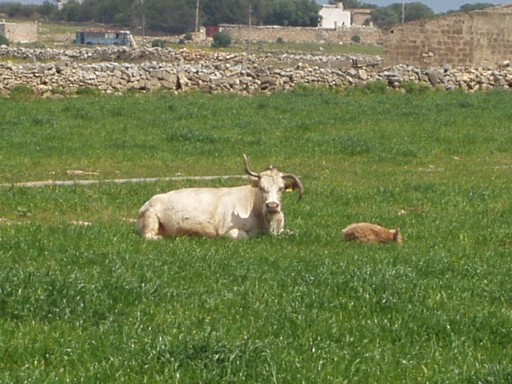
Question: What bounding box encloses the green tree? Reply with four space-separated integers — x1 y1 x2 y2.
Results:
83 0 134 25
329 0 359 7
144 0 195 34
328 0 377 9
39 1 57 18
401 2 434 22
459 3 495 12
250 0 273 25
212 31 231 47
371 2 434 27
59 0 89 22
202 0 254 25
0 2 39 18
264 0 321 27
2 0 322 34
370 7 399 28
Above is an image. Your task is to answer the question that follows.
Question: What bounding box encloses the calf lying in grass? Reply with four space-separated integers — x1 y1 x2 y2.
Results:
342 222 403 246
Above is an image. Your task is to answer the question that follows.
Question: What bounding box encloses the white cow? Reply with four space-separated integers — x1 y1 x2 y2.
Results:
136 155 303 240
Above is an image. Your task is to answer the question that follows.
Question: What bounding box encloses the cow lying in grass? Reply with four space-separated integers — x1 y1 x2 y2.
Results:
341 222 403 246
137 155 303 240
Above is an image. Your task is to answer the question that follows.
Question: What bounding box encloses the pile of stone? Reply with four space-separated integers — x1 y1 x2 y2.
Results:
0 46 511 96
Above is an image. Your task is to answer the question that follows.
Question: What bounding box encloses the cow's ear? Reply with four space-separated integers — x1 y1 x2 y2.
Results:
282 174 304 201
284 179 299 192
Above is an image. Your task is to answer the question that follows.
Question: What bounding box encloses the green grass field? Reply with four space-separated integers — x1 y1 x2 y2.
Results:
1 87 511 382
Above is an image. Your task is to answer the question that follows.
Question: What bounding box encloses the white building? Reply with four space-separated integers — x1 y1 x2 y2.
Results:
319 2 351 28
55 0 84 10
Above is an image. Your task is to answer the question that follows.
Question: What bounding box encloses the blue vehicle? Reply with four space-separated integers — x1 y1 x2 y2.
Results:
75 30 137 48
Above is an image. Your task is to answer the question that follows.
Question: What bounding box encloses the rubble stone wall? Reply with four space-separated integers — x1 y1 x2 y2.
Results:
0 47 511 97
384 6 512 68
219 24 382 45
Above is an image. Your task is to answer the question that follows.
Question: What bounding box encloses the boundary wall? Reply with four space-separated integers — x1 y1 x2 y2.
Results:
384 5 512 68
219 24 382 45
1 47 511 97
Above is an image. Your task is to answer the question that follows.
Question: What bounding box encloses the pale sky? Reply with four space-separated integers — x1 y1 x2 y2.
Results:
316 0 509 14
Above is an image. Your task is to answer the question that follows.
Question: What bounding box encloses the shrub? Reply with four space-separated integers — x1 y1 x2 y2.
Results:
75 87 101 97
151 39 167 48
184 32 193 41
364 80 389 94
276 37 284 44
50 87 66 96
351 35 361 43
10 84 35 101
400 80 432 94
0 34 10 46
212 32 231 48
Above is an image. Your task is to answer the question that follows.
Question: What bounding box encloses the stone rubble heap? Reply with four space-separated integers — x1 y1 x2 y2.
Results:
1 46 511 96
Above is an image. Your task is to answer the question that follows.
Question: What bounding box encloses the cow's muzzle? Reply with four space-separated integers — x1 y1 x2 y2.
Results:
265 201 280 213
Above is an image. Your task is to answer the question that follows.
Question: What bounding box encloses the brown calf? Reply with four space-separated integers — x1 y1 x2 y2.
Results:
342 222 403 246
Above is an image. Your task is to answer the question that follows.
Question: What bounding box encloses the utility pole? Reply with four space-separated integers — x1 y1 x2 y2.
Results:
195 0 200 32
141 0 145 44
401 1 405 24
248 5 252 56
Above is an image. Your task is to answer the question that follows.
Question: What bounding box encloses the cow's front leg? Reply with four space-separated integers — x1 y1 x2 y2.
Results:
267 213 285 235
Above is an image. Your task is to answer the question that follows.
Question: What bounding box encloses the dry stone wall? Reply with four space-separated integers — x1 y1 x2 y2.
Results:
219 24 382 45
1 46 512 97
384 6 512 68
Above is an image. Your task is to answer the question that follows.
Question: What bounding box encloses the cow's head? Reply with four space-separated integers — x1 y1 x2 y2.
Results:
243 154 304 216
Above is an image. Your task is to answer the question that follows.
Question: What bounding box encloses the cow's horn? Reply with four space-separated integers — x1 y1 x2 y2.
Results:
243 154 260 178
282 173 304 202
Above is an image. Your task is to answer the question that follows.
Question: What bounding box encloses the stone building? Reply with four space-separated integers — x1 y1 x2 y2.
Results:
351 9 373 26
383 5 512 68
0 21 38 43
